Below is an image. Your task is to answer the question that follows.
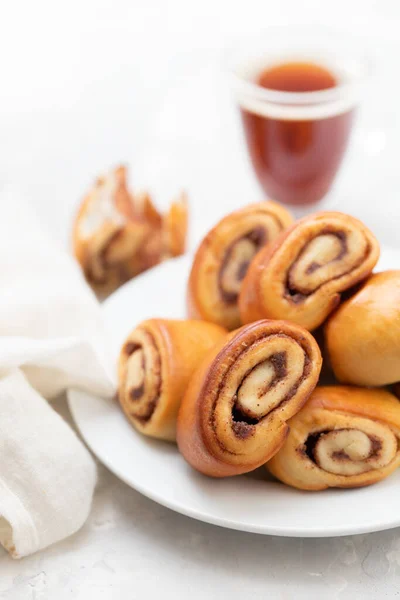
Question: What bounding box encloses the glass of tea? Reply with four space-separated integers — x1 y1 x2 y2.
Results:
229 28 371 207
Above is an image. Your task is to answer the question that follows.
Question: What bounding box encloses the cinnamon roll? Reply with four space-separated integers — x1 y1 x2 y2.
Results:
118 319 226 441
177 319 322 477
239 211 379 331
187 201 293 329
73 166 188 294
267 386 400 490
325 271 400 386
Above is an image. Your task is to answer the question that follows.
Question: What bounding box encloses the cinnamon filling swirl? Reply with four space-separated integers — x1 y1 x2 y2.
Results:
212 333 311 440
285 228 368 303
231 352 289 437
87 229 125 284
304 427 396 476
123 332 162 423
218 227 267 303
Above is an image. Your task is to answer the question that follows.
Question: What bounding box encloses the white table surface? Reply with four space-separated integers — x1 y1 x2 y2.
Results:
2 1 400 598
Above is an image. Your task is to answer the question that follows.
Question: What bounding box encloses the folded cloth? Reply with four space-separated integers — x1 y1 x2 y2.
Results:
0 186 115 398
0 186 115 558
0 371 97 558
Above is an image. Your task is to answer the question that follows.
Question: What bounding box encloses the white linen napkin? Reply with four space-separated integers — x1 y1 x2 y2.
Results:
0 370 97 558
0 186 115 558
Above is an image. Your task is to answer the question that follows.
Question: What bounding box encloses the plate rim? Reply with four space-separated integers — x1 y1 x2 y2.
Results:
68 390 400 538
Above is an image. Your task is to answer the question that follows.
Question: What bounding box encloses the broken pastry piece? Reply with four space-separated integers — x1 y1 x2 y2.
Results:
73 166 188 295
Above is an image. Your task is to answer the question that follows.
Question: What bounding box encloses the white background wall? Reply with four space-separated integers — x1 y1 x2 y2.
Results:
1 0 400 248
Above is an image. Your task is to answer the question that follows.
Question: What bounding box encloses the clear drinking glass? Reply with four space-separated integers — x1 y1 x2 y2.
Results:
228 28 372 207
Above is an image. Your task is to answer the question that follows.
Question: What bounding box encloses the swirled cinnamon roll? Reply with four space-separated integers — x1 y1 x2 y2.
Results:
187 201 293 330
177 319 322 477
239 212 379 331
73 166 188 294
118 319 226 441
325 271 400 386
267 386 400 490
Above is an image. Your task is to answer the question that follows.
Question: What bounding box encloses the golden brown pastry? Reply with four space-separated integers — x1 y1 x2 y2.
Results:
177 319 322 477
163 195 188 259
239 211 379 331
187 201 293 330
267 386 400 490
118 319 226 441
324 271 400 386
73 166 188 294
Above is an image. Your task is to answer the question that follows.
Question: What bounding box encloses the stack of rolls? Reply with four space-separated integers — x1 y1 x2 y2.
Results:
117 199 400 492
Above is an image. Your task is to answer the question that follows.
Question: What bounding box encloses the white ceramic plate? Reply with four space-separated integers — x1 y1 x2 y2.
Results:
69 247 400 537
